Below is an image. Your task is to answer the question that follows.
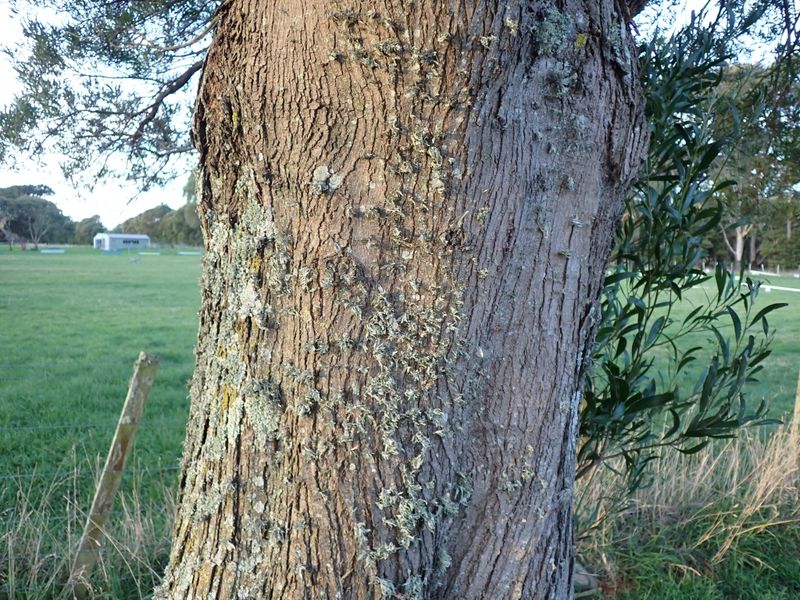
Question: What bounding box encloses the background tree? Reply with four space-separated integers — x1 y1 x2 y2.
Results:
113 203 172 238
8 195 71 248
0 185 53 248
714 67 775 271
0 184 71 248
158 202 202 246
749 59 800 269
113 202 202 245
0 213 16 249
759 190 800 268
71 214 105 245
708 60 800 271
0 184 55 198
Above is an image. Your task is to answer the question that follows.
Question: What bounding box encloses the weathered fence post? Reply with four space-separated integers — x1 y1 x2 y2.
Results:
67 352 160 598
792 366 800 441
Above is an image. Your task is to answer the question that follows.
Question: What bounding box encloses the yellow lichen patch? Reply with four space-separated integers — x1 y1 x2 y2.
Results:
232 319 258 353
194 562 214 593
202 460 216 479
249 256 263 272
575 32 588 49
234 319 248 339
221 385 237 412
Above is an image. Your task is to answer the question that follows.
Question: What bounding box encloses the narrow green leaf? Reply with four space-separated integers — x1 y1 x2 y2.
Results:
646 316 666 347
664 408 681 439
751 303 787 326
679 440 711 455
725 306 742 341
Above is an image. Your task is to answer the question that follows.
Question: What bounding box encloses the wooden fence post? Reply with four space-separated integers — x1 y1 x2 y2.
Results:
67 352 160 597
792 366 800 441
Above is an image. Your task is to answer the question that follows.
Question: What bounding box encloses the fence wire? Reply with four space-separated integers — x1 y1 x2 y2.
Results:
0 465 180 482
1 379 186 544
0 416 187 434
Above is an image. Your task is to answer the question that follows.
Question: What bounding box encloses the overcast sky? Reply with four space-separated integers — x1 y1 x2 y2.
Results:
0 0 767 230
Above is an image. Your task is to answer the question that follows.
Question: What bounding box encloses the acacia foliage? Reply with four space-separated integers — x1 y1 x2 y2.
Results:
578 9 788 495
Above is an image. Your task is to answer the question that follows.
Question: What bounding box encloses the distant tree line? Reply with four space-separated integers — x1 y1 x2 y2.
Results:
0 183 202 248
112 202 202 246
109 172 203 245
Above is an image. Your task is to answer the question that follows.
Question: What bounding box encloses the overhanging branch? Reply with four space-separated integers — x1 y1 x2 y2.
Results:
131 60 203 143
627 0 649 19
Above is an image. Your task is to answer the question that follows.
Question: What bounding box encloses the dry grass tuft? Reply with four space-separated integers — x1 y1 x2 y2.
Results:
577 423 800 594
0 461 175 599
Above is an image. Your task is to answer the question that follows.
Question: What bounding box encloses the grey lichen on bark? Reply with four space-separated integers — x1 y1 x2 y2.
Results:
535 4 575 55
311 165 344 195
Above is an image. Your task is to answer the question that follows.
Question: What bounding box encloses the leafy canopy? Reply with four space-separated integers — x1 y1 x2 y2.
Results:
2 0 219 187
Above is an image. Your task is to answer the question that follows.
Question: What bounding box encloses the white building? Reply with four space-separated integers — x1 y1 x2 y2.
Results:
93 233 151 251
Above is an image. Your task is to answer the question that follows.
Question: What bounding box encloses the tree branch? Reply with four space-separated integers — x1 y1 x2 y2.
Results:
127 22 215 53
627 0 649 19
720 224 736 256
130 60 203 143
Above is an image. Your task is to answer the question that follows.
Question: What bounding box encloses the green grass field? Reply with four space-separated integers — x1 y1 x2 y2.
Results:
0 247 798 598
647 274 800 421
0 246 201 596
736 275 800 417
0 246 200 477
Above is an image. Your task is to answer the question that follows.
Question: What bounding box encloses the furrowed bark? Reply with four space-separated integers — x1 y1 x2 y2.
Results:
157 1 647 598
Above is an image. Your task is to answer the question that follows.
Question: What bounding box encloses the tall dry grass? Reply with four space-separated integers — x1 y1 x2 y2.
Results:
0 461 175 599
2 420 798 597
577 422 800 592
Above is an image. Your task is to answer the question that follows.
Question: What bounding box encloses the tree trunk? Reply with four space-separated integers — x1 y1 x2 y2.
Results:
27 218 46 250
732 224 753 273
157 2 646 598
0 220 12 250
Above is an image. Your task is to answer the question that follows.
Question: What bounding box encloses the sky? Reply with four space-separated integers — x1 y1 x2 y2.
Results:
0 0 773 229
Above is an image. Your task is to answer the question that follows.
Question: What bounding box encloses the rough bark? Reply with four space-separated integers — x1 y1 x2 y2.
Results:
156 1 646 598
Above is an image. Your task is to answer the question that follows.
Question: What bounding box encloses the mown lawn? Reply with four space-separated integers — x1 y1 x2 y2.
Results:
647 274 800 421
0 247 200 555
